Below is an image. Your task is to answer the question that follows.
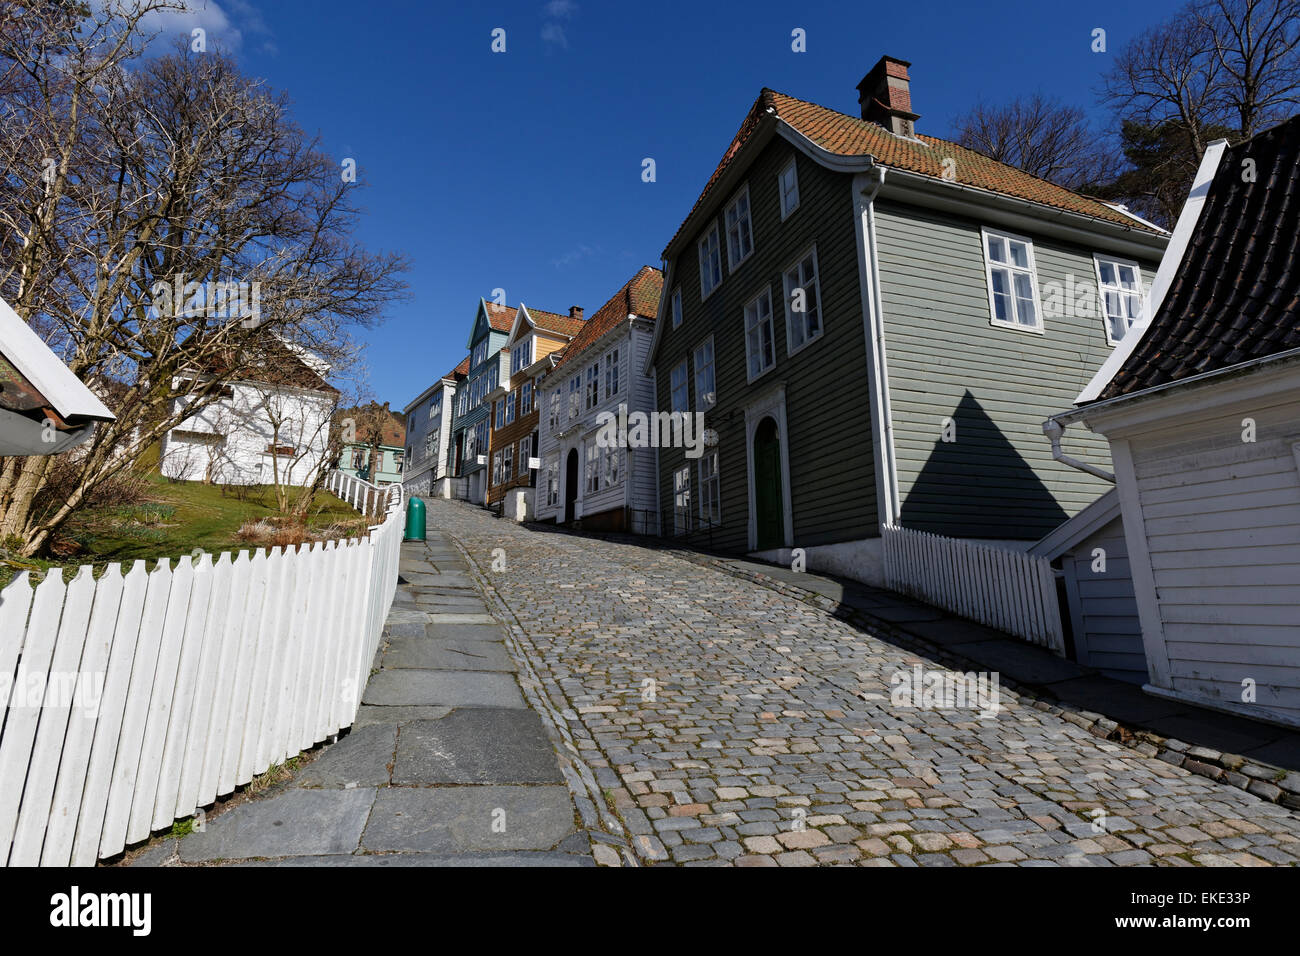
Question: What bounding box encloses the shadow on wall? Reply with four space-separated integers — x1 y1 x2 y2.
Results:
898 390 1067 540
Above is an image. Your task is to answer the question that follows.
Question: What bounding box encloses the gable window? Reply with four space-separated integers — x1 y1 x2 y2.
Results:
778 158 799 219
671 287 683 328
604 348 619 399
724 185 754 271
693 337 716 409
670 360 689 412
699 450 720 525
521 380 534 415
1095 255 1143 344
549 391 561 429
783 247 823 354
511 338 533 375
982 228 1042 332
698 225 722 299
744 287 777 381
673 466 692 534
585 361 600 410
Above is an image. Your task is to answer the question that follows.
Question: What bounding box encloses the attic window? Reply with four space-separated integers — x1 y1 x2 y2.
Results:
698 225 723 300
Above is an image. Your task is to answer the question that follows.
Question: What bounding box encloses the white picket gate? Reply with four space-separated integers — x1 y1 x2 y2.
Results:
881 524 1064 652
0 477 403 866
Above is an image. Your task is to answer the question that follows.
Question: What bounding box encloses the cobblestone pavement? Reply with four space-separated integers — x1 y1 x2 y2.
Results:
430 499 1300 867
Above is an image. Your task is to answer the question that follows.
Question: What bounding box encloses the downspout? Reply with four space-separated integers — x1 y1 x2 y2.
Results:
1042 418 1114 482
856 161 901 526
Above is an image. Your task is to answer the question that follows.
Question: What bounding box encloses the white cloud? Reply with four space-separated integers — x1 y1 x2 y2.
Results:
544 0 578 17
137 0 274 54
541 0 576 51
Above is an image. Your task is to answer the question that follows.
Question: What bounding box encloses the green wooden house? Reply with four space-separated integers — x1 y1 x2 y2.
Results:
645 55 1169 589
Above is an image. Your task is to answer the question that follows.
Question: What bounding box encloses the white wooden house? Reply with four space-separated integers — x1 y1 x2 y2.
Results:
159 339 339 486
1046 117 1300 728
402 357 466 500
534 266 663 532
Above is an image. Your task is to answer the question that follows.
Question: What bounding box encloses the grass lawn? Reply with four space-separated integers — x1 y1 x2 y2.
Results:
0 473 368 590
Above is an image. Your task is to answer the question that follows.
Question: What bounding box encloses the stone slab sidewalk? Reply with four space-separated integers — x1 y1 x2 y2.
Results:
130 533 596 867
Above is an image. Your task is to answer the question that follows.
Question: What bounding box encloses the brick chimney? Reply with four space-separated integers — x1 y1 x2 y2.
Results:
569 305 584 320
857 56 920 137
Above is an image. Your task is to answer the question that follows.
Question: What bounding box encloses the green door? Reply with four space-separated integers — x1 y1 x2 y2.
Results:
754 417 783 551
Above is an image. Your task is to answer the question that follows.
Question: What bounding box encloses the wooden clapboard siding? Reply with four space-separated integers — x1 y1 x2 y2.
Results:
655 140 876 553
1124 396 1300 721
0 476 402 867
1060 516 1146 684
874 200 1159 539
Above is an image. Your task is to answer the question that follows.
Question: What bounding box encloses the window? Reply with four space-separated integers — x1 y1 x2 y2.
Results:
693 337 716 409
783 247 823 354
495 399 504 429
744 288 777 381
511 338 533 375
673 466 691 534
487 364 499 391
474 420 488 459
724 185 754 270
778 158 799 219
491 450 503 485
585 439 600 494
699 450 720 525
602 445 620 488
472 340 488 368
698 225 722 299
393 450 404 470
503 442 513 481
549 391 561 429
670 360 689 412
505 390 516 424
424 432 436 459
671 287 683 328
585 361 600 410
1095 255 1143 344
545 458 559 506
521 380 533 415
568 376 581 419
351 449 365 469
983 229 1042 331
518 434 531 468
604 348 619 399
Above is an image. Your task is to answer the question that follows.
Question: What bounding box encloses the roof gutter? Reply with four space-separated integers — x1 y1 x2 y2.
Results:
1041 417 1114 482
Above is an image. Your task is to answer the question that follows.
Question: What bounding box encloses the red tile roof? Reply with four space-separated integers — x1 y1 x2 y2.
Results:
664 88 1161 257
522 306 586 338
484 303 517 333
553 266 663 373
444 356 470 379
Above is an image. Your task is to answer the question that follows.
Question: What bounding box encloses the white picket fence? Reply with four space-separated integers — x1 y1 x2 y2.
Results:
881 524 1064 652
0 475 403 866
325 469 397 520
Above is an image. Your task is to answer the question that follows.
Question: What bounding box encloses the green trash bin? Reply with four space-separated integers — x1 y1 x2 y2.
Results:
404 496 426 542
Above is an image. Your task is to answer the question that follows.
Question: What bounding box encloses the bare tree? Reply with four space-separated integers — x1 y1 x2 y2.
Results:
1197 0 1300 136
952 94 1119 191
0 5 407 555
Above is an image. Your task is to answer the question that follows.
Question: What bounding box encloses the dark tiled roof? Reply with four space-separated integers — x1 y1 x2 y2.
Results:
664 88 1159 257
553 266 663 374
1097 116 1300 400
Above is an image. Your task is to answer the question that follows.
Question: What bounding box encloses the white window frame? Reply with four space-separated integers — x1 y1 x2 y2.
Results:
693 335 716 410
744 286 777 383
494 399 504 429
602 445 620 488
585 439 600 494
491 450 503 486
698 224 723 300
1093 254 1144 346
981 226 1044 334
724 183 755 272
518 435 531 470
670 360 689 413
568 376 581 419
778 157 800 220
511 337 533 375
545 457 559 506
604 347 619 399
782 244 824 357
671 286 683 329
673 465 692 534
699 450 720 525
549 390 561 429
503 442 513 481
505 390 516 424
521 380 533 415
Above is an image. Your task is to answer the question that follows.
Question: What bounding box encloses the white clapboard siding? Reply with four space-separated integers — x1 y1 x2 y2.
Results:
882 524 1065 652
1 475 403 866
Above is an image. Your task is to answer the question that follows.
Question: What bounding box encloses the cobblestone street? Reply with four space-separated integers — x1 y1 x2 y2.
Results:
428 499 1300 867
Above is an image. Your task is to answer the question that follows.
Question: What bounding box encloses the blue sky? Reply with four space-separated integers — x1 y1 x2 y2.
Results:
161 0 1187 411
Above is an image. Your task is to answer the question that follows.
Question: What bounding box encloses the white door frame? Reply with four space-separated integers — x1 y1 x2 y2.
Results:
743 382 794 552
